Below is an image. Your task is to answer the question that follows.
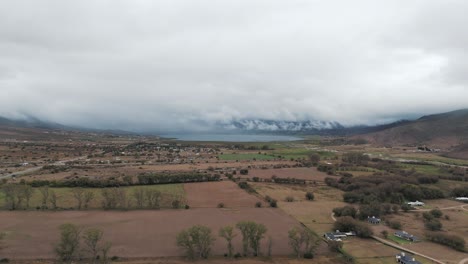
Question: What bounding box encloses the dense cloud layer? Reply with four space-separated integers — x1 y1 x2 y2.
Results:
1 1 467 132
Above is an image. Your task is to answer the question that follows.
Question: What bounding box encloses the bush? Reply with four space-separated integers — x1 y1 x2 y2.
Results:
425 219 442 231
388 220 402 230
333 216 373 238
333 206 357 218
305 192 314 201
303 252 314 259
425 232 466 251
185 205 190 209
381 230 388 238
255 202 262 208
172 200 181 209
285 196 294 202
422 212 434 221
218 203 225 208
269 199 277 208
430 209 443 218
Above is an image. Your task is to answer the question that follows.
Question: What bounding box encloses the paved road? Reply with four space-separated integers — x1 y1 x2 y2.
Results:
0 156 87 180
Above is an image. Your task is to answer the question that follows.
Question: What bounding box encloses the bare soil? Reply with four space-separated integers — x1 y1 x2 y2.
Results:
0 208 299 260
184 181 264 208
248 167 329 182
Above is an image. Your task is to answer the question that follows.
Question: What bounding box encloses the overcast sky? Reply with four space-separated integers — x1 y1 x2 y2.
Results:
1 0 467 132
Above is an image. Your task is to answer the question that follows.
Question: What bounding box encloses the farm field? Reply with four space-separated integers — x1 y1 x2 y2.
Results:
250 182 345 234
0 208 300 260
372 207 468 264
218 153 277 161
184 181 264 208
342 238 433 264
248 167 330 182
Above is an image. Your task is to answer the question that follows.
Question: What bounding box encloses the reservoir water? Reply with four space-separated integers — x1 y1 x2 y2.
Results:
161 133 302 142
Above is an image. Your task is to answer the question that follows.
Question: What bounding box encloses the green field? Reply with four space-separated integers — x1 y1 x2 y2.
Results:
388 235 411 245
271 148 338 160
400 164 449 176
218 153 277 161
0 184 185 210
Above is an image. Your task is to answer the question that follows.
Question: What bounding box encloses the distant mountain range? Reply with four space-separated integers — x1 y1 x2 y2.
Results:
356 109 468 152
1 109 468 156
221 119 344 132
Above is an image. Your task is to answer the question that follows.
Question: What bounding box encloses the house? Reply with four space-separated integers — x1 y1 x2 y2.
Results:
455 197 468 202
407 201 424 206
394 231 419 242
367 216 381 224
323 230 356 241
395 252 422 264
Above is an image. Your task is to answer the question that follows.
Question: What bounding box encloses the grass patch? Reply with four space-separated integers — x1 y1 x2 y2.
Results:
218 153 277 161
388 235 411 245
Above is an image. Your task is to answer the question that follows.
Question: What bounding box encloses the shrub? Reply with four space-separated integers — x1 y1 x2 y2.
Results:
255 202 262 208
422 212 434 221
425 232 466 252
185 205 190 209
425 219 442 231
269 199 277 208
333 216 373 238
381 230 388 238
218 203 225 208
285 196 294 202
171 199 181 209
333 206 357 218
430 209 443 218
252 177 259 182
388 220 402 230
305 192 314 201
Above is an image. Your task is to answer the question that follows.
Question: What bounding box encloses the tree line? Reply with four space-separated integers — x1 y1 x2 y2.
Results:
176 221 317 260
1 184 184 211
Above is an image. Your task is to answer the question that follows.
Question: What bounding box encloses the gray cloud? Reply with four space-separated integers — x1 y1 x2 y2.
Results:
1 0 467 132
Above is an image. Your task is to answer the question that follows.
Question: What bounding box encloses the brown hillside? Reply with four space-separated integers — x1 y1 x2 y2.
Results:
356 109 468 150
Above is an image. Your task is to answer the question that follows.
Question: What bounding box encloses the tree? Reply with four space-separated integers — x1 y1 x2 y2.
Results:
22 184 34 209
146 189 161 209
83 191 94 209
305 192 314 201
176 225 215 260
2 184 23 210
307 153 320 165
236 221 267 256
288 227 303 258
55 223 81 263
50 190 58 210
288 226 316 258
219 226 236 258
133 187 145 208
71 188 85 209
333 216 373 238
82 228 104 264
101 242 112 264
39 186 49 209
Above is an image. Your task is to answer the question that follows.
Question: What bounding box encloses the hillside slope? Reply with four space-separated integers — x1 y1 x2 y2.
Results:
357 109 468 149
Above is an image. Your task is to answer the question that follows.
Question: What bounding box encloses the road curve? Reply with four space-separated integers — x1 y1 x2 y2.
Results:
0 156 88 180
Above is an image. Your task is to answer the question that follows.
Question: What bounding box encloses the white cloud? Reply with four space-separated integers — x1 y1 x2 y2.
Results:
0 0 467 131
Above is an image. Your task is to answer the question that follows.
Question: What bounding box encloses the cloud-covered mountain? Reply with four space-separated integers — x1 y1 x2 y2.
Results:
221 119 343 132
